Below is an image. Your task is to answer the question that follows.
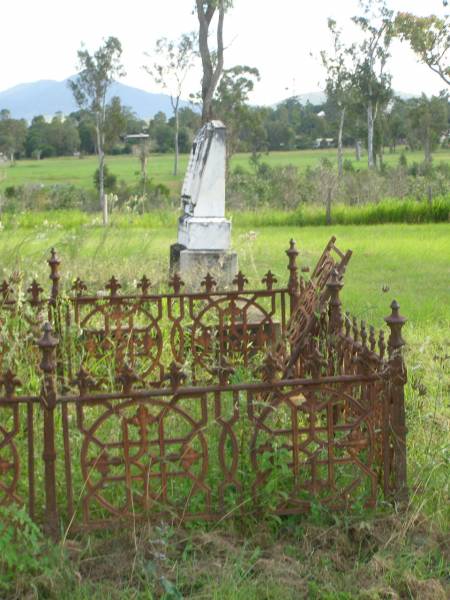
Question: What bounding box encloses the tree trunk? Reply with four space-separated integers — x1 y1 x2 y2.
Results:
141 150 148 195
103 193 108 226
96 121 105 213
355 140 361 161
196 0 225 125
367 100 374 169
326 188 332 225
427 183 432 206
173 102 179 177
424 133 432 164
337 107 346 178
99 149 105 212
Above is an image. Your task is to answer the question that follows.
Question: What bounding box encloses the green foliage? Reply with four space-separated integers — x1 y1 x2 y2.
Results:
94 164 117 192
0 112 27 160
0 506 51 588
213 65 263 159
69 37 125 115
407 94 448 162
395 12 450 85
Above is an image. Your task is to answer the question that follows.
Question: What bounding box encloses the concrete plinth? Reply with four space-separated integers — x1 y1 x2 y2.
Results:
170 245 238 290
178 216 231 251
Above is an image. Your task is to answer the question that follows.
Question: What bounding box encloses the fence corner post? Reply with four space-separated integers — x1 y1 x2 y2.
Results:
37 322 60 539
286 239 300 311
48 248 60 307
385 299 408 504
326 267 343 336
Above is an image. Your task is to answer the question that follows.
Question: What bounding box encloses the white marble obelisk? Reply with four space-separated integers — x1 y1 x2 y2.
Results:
170 121 238 287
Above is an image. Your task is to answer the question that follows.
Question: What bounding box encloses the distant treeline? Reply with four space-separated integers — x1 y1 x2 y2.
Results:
0 93 448 163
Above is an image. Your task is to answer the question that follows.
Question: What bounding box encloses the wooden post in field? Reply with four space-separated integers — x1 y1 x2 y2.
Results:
103 193 108 226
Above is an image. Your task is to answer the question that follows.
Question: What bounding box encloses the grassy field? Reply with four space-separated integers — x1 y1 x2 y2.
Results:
1 220 449 599
1 147 450 194
0 217 448 325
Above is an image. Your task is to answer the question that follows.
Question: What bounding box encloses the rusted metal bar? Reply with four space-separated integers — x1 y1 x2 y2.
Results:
327 268 343 336
286 239 300 312
27 401 35 520
48 248 60 306
385 299 408 503
37 322 60 539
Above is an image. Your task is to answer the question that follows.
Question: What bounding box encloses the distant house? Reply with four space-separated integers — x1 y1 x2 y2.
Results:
313 138 334 149
124 133 150 142
123 133 150 155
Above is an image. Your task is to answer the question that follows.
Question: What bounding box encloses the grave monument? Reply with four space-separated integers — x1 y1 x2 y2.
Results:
170 121 238 287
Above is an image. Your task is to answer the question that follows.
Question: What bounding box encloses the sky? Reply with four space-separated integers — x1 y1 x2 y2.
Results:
0 0 448 106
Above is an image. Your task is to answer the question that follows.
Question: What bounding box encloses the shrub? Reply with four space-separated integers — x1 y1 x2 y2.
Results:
93 164 118 192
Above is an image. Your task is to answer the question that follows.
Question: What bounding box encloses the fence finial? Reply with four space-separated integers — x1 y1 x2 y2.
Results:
37 322 59 359
385 299 407 354
201 272 217 293
48 248 61 304
326 267 343 334
286 238 299 294
233 270 248 292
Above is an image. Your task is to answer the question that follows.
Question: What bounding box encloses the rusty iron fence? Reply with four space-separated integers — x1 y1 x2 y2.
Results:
0 238 408 537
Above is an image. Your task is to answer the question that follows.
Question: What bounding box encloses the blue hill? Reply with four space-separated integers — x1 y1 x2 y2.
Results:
0 78 191 121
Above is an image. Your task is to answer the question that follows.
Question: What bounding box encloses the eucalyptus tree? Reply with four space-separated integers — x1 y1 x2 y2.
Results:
195 0 233 124
321 19 356 177
69 37 125 214
395 12 449 86
352 0 394 169
213 65 261 164
144 33 197 176
408 94 448 164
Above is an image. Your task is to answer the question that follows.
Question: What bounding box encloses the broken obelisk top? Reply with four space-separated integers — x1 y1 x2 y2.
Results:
170 121 238 287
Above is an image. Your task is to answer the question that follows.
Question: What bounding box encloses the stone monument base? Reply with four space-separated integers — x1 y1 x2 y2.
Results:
177 216 231 250
170 244 238 290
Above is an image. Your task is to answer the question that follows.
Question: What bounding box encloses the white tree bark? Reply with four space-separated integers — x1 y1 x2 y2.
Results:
367 100 374 169
337 107 346 177
103 193 108 226
173 98 180 177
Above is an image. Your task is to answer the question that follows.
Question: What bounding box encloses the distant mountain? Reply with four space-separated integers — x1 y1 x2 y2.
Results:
0 78 418 122
0 78 192 121
297 92 327 105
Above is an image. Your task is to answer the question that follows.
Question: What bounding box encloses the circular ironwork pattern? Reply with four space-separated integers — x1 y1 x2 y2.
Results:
80 398 209 519
251 385 377 509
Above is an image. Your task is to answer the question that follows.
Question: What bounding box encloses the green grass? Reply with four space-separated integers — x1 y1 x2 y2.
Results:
0 219 447 326
0 221 448 599
1 147 449 194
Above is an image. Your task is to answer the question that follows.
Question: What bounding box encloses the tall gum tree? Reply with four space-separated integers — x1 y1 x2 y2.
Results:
213 65 261 166
321 19 356 177
195 0 232 124
352 0 394 169
395 12 449 86
144 33 197 176
69 37 125 217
